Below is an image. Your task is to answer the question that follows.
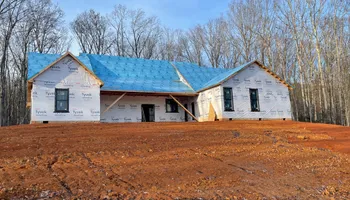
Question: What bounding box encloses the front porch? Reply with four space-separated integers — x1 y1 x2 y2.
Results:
100 91 198 123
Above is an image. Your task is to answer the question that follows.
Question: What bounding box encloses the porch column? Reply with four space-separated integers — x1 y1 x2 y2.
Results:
169 94 198 122
102 92 126 114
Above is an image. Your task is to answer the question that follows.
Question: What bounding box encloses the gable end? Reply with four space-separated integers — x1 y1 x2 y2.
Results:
197 60 292 93
27 52 103 86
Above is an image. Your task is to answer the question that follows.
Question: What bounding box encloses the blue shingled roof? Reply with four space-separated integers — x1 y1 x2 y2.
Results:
173 62 232 91
28 52 95 80
197 61 256 91
28 53 61 79
27 52 253 93
85 54 194 93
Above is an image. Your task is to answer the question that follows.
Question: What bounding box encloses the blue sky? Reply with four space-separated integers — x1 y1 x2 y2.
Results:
52 0 231 54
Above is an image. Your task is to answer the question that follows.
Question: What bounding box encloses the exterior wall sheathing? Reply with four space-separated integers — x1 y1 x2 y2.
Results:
100 95 187 123
31 57 101 122
219 63 291 119
193 63 292 121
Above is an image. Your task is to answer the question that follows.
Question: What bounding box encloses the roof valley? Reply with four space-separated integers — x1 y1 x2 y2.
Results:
169 62 195 92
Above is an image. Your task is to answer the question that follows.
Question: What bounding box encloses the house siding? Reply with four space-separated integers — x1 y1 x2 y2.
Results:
31 56 100 122
220 63 292 119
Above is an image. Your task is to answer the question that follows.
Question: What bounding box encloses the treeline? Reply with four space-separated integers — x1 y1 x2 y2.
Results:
0 0 70 126
0 0 349 126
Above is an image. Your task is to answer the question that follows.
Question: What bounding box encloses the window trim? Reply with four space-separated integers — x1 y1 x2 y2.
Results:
249 88 260 112
165 99 179 113
54 88 69 113
223 87 234 112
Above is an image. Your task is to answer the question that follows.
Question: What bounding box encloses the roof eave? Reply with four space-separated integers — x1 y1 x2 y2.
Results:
197 60 293 92
100 89 198 96
254 60 293 90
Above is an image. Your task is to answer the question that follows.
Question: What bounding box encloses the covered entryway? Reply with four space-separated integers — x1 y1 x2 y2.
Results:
169 94 198 122
141 104 155 122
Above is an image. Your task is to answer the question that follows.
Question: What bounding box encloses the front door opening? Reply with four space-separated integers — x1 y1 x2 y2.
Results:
141 104 155 122
184 104 188 122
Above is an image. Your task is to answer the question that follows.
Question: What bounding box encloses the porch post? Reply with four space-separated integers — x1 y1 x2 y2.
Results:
102 92 127 114
169 94 198 122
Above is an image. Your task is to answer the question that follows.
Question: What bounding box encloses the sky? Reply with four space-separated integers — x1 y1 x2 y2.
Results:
52 0 231 55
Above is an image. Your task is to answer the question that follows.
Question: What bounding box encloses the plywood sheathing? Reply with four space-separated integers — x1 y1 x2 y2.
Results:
208 103 217 121
26 82 32 107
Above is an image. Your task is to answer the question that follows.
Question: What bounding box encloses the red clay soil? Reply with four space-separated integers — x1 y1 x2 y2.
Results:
0 121 350 199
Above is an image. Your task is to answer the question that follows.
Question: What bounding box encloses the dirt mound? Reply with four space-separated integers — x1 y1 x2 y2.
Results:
0 121 349 199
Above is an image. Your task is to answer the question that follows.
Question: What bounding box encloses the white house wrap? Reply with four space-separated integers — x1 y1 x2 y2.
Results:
30 56 101 122
27 52 292 123
220 63 291 119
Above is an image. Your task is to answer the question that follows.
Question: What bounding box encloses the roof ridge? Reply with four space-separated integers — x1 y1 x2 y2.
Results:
28 52 61 56
82 53 170 63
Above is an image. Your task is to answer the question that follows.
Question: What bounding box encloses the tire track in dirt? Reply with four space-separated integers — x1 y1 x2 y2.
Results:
1 121 350 199
47 156 73 196
80 152 138 195
189 148 255 175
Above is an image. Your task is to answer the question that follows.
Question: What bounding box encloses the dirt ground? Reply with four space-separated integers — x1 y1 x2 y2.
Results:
0 121 350 199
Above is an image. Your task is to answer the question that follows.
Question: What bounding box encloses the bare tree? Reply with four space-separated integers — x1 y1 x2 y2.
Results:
109 4 128 57
71 9 113 54
125 8 161 58
178 26 204 66
227 0 258 62
199 17 227 68
0 0 70 126
157 28 182 61
0 0 24 126
29 0 69 54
